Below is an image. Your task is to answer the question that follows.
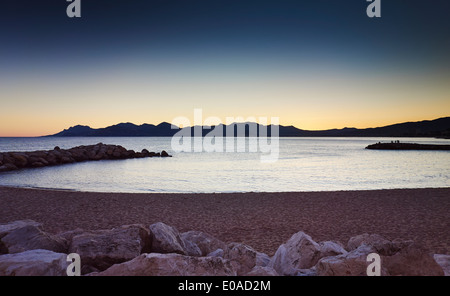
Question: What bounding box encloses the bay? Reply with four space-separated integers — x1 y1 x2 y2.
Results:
0 137 448 193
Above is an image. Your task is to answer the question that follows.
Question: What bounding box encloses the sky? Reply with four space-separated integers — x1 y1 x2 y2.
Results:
0 0 449 136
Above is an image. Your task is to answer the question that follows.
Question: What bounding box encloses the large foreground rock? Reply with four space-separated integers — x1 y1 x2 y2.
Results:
223 243 270 275
0 249 68 276
181 230 227 256
317 234 444 276
1 220 42 254
244 266 279 276
0 220 42 237
269 231 347 276
347 233 411 256
382 244 444 276
0 220 67 254
347 233 390 251
319 241 348 257
149 222 187 255
179 235 202 257
316 245 387 276
434 254 450 276
69 224 151 273
152 224 226 257
93 253 237 276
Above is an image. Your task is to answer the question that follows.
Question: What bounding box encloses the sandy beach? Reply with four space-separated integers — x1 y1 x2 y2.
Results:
0 186 449 256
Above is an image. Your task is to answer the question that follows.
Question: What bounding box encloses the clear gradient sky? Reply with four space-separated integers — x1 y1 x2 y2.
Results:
1 0 449 136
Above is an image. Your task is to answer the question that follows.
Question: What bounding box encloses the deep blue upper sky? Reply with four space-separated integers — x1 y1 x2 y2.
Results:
2 0 449 70
1 0 449 136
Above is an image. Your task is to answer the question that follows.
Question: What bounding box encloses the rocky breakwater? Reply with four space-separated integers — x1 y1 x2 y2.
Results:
0 220 448 276
0 143 172 172
366 142 450 150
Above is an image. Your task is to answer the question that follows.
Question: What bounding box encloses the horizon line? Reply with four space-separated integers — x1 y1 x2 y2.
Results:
1 116 449 138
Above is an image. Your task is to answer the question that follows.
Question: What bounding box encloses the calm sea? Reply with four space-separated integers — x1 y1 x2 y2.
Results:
0 137 449 193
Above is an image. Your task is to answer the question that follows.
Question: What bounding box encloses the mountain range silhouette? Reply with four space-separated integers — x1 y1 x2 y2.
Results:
47 117 450 138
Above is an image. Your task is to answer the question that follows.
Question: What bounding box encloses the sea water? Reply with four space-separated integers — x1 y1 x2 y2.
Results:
0 137 448 193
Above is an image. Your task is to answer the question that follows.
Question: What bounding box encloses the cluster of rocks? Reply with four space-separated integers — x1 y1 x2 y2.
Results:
0 143 171 172
0 220 448 276
366 142 450 151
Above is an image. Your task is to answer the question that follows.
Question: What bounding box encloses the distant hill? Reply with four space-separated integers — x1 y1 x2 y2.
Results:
46 117 450 138
49 122 175 137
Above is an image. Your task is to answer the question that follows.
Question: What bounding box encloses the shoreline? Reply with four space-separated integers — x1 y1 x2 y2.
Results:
1 186 449 256
2 184 450 194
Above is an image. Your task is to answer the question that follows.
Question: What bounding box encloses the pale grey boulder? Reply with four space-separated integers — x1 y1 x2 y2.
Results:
244 266 279 276
69 224 151 273
0 220 42 235
315 245 386 276
347 233 412 256
319 241 348 257
180 230 226 256
181 236 202 257
0 220 67 254
318 235 444 276
149 222 186 255
223 242 270 275
382 243 444 276
269 231 346 276
0 249 68 276
207 248 224 257
92 253 238 276
433 254 450 276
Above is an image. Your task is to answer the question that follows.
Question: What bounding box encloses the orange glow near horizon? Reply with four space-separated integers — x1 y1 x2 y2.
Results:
1 61 449 137
2 111 449 137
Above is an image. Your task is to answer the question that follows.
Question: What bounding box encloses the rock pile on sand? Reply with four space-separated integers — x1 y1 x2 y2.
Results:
0 220 448 276
0 143 171 172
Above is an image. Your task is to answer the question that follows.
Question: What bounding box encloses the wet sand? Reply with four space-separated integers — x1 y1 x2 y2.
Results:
0 186 449 255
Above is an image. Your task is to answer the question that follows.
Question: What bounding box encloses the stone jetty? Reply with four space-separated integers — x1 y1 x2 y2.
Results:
0 143 171 172
366 142 450 150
